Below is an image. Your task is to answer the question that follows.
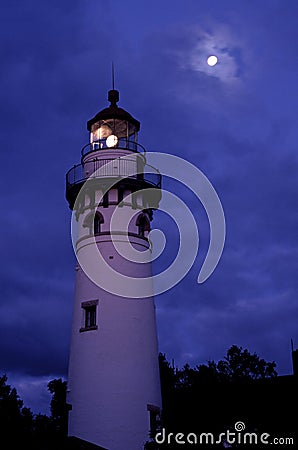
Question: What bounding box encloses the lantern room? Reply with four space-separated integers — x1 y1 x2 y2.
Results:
87 89 140 151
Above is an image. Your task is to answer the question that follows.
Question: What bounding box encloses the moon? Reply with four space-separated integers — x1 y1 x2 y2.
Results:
207 55 218 66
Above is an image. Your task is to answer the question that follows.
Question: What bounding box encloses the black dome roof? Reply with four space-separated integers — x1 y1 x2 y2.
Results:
87 90 140 132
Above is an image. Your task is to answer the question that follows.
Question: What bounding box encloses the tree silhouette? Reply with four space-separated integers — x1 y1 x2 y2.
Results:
215 344 277 381
156 345 296 449
47 378 68 436
0 374 35 445
0 374 69 448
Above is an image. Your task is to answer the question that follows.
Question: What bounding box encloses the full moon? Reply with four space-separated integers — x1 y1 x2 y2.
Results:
207 55 218 66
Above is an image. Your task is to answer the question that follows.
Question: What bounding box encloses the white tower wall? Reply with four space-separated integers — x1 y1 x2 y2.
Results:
67 267 161 449
67 179 162 450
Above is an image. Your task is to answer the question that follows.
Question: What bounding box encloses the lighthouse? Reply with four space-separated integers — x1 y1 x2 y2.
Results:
65 88 162 450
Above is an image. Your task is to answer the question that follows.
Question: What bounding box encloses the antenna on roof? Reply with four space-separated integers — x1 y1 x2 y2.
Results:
108 62 119 106
112 61 115 90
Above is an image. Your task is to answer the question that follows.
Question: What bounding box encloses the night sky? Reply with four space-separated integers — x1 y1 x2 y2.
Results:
1 0 298 415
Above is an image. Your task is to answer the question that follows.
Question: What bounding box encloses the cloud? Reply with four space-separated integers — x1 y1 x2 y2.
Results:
180 26 242 85
6 371 56 415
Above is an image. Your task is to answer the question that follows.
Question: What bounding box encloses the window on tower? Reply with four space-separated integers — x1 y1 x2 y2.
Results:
83 212 104 236
136 213 150 237
102 192 109 208
94 211 104 235
85 305 96 327
80 300 98 332
117 187 124 206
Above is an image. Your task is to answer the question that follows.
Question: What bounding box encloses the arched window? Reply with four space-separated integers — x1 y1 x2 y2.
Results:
136 213 150 237
83 212 104 235
94 212 104 235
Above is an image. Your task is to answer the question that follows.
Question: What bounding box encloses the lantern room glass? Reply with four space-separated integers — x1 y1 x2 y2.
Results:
90 118 138 149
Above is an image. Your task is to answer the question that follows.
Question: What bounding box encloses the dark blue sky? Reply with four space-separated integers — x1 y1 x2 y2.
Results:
1 0 298 414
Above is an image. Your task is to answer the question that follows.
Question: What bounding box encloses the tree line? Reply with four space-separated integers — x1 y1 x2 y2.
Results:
148 345 296 448
0 376 68 449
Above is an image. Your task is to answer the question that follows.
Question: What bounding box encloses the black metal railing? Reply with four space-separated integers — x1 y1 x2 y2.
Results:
81 138 147 157
66 157 161 190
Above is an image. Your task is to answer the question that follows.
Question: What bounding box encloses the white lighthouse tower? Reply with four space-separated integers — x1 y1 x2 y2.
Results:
65 88 162 450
